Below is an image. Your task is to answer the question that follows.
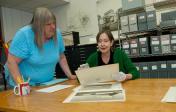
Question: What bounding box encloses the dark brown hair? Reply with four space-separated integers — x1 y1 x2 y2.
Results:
96 30 115 50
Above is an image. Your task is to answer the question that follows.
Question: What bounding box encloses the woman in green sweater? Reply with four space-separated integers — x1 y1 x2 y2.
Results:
86 30 139 81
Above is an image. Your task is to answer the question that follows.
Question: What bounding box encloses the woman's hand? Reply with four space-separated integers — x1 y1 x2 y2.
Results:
77 63 89 70
114 72 132 82
125 74 132 80
68 74 77 80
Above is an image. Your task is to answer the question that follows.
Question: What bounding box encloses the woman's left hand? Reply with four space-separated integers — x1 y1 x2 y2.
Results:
125 74 132 80
114 72 132 82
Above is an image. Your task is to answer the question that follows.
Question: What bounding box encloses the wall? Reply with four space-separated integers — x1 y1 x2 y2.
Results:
0 1 99 45
1 0 121 44
52 0 122 44
52 0 99 37
1 0 176 46
1 7 32 43
96 0 122 40
3 0 175 44
96 0 122 17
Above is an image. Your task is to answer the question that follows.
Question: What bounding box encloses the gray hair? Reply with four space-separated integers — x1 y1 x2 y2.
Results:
31 7 57 49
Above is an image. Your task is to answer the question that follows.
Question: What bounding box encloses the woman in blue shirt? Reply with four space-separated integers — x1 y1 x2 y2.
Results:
5 7 76 87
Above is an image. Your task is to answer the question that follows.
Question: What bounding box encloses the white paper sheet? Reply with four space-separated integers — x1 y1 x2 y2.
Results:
75 64 119 85
64 82 125 103
73 82 122 92
161 86 176 102
63 89 126 103
36 84 73 93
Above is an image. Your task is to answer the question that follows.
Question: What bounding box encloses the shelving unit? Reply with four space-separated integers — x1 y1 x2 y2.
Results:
117 0 176 78
118 1 176 53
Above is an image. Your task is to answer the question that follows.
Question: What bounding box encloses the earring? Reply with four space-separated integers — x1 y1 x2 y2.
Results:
111 46 114 52
96 46 99 51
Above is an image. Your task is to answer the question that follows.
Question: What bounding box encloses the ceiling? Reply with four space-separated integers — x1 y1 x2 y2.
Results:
0 0 70 12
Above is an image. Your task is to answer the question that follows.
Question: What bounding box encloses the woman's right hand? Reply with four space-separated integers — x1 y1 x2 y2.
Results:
68 74 77 80
77 63 89 70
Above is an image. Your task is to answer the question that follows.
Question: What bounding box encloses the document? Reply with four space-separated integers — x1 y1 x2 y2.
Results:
75 64 119 85
40 78 68 86
36 84 73 93
161 86 176 102
63 82 126 103
74 82 122 92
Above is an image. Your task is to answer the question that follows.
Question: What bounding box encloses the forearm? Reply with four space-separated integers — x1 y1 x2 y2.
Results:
7 59 22 84
59 54 72 78
130 71 140 79
122 51 139 80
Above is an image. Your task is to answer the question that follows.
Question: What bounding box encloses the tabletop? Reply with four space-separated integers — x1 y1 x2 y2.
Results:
0 79 176 112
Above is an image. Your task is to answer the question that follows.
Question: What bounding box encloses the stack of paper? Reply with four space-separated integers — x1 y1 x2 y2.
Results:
64 64 126 103
161 86 176 102
63 82 125 103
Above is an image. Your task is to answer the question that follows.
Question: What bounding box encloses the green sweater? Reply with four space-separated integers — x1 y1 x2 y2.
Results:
86 48 139 79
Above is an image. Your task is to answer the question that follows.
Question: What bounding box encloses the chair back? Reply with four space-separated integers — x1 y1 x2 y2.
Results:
0 63 7 90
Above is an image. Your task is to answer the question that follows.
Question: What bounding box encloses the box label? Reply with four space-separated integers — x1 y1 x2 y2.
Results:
171 40 176 44
152 41 159 45
148 14 154 18
161 40 170 45
139 37 147 41
131 44 137 48
123 45 129 48
143 66 148 70
152 65 157 70
171 64 176 68
161 64 166 68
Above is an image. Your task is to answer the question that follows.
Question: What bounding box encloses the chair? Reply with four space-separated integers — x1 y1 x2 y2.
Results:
0 63 7 90
0 40 8 90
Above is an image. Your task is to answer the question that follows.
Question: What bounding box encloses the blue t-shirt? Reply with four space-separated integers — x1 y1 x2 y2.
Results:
5 25 65 86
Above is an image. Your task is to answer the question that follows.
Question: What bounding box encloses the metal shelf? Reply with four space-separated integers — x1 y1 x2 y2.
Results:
120 7 145 16
119 0 176 16
121 29 158 37
130 53 176 58
153 0 176 8
129 53 176 62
